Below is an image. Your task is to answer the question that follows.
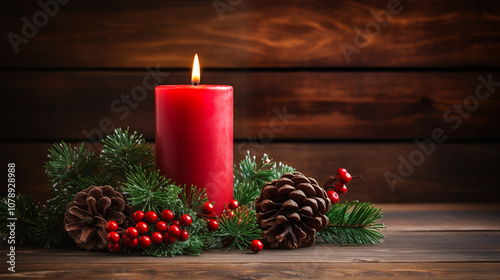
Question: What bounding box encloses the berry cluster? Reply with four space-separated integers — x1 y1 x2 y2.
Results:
106 209 192 253
201 201 219 231
325 168 359 204
222 199 239 218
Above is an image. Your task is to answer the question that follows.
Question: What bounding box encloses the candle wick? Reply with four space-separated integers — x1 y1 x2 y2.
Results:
193 83 198 86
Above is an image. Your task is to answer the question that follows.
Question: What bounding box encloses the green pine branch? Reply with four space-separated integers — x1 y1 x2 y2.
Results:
271 161 297 180
101 127 154 181
121 167 183 214
180 184 209 210
214 206 262 250
45 141 99 183
319 201 385 245
30 207 74 248
234 151 295 207
44 141 101 208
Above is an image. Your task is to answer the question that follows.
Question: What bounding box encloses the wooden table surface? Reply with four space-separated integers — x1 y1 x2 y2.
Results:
1 203 500 279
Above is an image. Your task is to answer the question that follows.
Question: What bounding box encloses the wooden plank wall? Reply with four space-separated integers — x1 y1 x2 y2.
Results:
0 0 499 203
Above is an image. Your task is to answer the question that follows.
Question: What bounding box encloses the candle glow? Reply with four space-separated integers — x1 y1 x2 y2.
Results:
192 53 200 85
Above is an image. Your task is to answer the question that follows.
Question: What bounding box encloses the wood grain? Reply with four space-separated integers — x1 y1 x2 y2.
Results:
1 204 500 279
2 71 499 140
1 262 499 279
5 231 500 264
1 0 499 68
1 142 499 203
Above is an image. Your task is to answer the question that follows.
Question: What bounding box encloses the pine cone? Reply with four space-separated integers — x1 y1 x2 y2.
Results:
64 185 132 250
256 172 331 249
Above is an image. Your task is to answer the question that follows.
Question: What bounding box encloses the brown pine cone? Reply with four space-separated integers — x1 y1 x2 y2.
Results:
256 172 331 249
64 185 132 251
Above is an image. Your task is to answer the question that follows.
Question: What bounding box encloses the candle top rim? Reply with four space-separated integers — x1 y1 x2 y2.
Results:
156 85 232 89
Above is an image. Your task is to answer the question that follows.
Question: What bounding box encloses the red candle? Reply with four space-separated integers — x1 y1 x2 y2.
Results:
155 54 233 215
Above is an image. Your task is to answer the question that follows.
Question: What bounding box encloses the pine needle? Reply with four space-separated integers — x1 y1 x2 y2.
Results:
180 184 209 210
234 151 295 207
101 127 154 181
121 167 183 214
44 141 101 207
320 201 385 245
214 206 262 250
45 141 99 183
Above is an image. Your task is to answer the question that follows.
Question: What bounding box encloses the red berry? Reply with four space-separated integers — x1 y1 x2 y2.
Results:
334 182 348 194
161 209 174 222
126 227 139 239
128 238 139 248
327 191 340 204
228 199 239 210
250 240 263 253
105 221 118 233
202 202 214 214
337 168 347 175
107 232 120 244
171 220 180 226
179 214 192 227
207 219 219 232
163 233 176 245
155 221 168 232
168 225 181 238
145 211 158 224
225 210 235 218
178 230 189 242
108 242 120 253
132 210 145 223
139 235 151 248
135 222 149 234
338 172 352 184
151 232 163 245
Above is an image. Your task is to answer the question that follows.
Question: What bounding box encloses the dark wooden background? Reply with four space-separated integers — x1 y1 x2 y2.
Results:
1 0 499 203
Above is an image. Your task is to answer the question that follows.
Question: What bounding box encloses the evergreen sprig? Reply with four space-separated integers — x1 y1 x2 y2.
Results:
234 152 295 207
101 127 154 181
45 141 99 183
214 206 262 250
319 201 385 245
30 207 74 248
180 185 209 210
121 167 183 214
45 142 100 207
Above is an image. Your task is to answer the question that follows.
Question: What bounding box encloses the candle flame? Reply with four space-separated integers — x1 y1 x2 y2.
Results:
192 54 200 85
